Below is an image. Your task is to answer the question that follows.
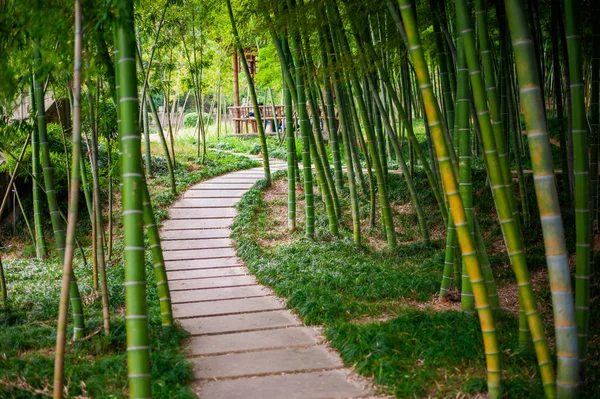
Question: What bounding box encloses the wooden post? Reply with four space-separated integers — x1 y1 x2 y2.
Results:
232 52 240 134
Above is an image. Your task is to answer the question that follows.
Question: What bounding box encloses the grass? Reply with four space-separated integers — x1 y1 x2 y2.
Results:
231 161 599 397
0 148 258 398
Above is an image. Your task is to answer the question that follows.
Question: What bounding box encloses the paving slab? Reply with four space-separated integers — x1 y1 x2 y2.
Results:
172 296 285 318
191 183 255 190
166 266 246 281
169 274 255 291
169 208 238 219
172 198 239 208
162 238 233 251
179 310 301 335
203 179 263 185
184 190 247 198
161 228 231 241
163 247 237 262
165 257 241 271
195 369 374 399
170 285 270 304
192 346 343 379
162 219 234 230
188 326 321 356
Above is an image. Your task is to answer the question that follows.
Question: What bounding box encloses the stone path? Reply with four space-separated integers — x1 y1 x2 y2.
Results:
161 160 381 399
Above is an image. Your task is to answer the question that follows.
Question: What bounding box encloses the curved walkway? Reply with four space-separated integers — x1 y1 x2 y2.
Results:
160 160 380 399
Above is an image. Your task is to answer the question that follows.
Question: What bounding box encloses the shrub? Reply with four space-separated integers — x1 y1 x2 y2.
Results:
183 112 198 128
183 112 214 128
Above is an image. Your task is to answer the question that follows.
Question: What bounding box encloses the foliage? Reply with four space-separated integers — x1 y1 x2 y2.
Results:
183 112 214 128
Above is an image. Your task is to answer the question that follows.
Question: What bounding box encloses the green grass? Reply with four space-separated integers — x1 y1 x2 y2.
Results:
0 149 258 398
231 162 599 397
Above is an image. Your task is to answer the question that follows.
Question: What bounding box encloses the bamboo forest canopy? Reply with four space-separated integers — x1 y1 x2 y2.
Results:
0 0 599 398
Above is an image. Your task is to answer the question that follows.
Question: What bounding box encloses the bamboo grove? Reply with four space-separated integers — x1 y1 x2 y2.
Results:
256 0 598 397
0 0 598 397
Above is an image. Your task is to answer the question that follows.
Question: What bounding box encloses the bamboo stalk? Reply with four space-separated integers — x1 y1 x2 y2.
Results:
54 1 82 395
399 1 502 395
505 0 579 395
115 0 152 395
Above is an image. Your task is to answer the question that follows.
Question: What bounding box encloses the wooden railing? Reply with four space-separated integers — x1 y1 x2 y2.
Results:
229 105 285 134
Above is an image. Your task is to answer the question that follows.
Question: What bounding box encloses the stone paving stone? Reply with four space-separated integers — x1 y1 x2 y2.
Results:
164 257 241 271
170 285 269 304
162 238 233 251
184 190 247 198
169 275 255 291
192 183 255 190
166 266 246 281
161 228 231 241
187 326 321 356
196 369 374 399
202 179 263 185
162 218 234 230
172 296 284 318
227 172 266 177
172 198 239 208
169 208 238 219
192 346 343 379
163 247 237 262
179 310 300 335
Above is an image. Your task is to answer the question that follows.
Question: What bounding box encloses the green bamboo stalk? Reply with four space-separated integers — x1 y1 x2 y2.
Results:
34 71 70 260
399 1 502 396
34 43 86 341
115 0 152 395
440 212 456 297
505 0 579 395
287 5 315 239
432 6 455 142
29 79 48 259
474 0 516 222
0 257 5 302
146 94 176 196
54 1 82 394
344 91 369 194
79 146 93 223
107 141 114 261
227 0 271 185
320 34 344 194
550 0 571 209
307 83 340 230
455 36 474 312
564 0 592 373
334 90 361 244
142 97 152 177
87 82 110 335
142 181 173 326
326 35 361 243
591 2 600 232
283 50 296 231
